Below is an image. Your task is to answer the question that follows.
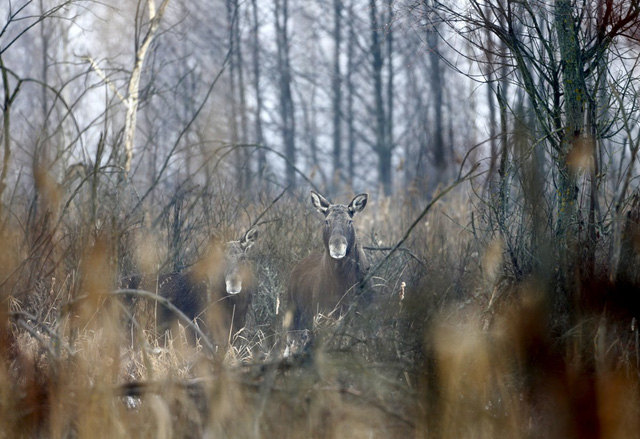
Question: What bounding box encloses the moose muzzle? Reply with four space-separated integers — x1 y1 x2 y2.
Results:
328 235 348 259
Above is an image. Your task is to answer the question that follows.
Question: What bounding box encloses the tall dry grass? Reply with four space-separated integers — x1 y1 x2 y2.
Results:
0 164 639 438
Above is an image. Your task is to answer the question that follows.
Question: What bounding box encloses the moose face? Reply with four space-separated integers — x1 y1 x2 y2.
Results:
311 191 368 260
223 227 258 295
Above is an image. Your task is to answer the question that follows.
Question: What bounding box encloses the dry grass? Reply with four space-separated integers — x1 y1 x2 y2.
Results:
0 172 639 439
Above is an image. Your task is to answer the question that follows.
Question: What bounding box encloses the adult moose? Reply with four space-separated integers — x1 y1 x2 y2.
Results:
288 190 369 339
123 227 258 341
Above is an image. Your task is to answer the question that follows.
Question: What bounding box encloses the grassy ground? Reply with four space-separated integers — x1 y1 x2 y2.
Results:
0 179 639 438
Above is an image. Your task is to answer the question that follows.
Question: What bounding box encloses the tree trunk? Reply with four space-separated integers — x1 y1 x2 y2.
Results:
555 0 584 241
39 0 50 144
426 0 445 185
251 0 266 180
226 0 241 190
123 0 171 176
385 0 394 188
483 4 497 192
369 0 391 195
275 0 296 187
378 147 392 198
332 0 343 191
346 0 356 187
554 0 587 320
235 3 251 190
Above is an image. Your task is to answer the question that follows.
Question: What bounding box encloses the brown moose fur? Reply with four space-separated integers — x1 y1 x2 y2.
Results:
288 191 369 331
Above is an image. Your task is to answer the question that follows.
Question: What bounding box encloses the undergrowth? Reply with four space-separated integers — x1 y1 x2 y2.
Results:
0 174 639 438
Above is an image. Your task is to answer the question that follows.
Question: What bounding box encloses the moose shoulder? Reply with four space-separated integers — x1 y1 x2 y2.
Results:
288 191 369 332
122 227 258 339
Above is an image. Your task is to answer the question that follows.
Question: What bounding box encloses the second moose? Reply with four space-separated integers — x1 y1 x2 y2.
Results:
123 227 258 341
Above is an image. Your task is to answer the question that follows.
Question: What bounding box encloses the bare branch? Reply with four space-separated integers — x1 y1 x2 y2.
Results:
82 56 127 104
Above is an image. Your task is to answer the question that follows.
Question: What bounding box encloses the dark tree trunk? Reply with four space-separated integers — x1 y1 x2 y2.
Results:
346 0 356 187
234 4 251 190
250 0 266 180
275 0 296 187
427 7 444 182
385 0 394 188
332 0 343 191
226 0 242 190
369 0 391 195
484 5 498 191
555 0 584 241
418 0 445 190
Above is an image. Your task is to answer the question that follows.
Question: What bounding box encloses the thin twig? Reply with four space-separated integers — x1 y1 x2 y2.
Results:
82 56 126 103
248 184 290 232
215 143 320 192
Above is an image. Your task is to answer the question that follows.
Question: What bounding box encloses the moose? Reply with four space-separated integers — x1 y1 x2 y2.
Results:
288 190 369 337
122 227 258 341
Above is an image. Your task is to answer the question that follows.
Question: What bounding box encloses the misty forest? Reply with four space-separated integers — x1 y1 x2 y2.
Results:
1 0 640 437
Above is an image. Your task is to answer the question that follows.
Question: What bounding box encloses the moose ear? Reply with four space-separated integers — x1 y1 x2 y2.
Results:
311 190 331 214
240 227 259 250
348 193 368 216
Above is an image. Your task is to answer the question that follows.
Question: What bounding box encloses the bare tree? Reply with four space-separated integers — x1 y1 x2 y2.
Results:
0 0 81 218
0 55 19 217
428 1 444 182
369 0 394 195
226 0 252 191
122 0 171 176
250 0 267 180
433 0 640 297
331 0 343 191
345 0 357 187
274 0 296 187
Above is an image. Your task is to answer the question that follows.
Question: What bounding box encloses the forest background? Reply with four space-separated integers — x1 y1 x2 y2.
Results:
1 0 640 437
